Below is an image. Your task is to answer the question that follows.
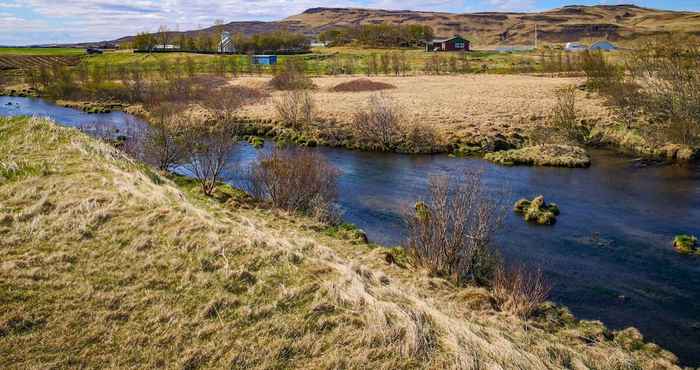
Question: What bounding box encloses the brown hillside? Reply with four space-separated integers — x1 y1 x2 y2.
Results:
102 5 699 49
284 5 700 45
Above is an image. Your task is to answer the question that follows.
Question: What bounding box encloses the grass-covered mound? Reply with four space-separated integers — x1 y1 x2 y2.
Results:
485 144 591 168
673 235 699 255
331 79 396 92
0 116 680 369
514 195 560 225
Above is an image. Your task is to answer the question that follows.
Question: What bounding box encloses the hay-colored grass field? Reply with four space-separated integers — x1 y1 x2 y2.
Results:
234 74 612 143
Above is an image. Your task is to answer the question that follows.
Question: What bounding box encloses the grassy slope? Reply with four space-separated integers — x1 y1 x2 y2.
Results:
0 116 680 369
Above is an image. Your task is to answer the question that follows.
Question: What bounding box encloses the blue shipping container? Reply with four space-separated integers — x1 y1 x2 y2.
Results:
252 55 277 65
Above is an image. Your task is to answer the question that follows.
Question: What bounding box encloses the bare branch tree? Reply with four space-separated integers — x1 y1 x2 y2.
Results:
405 170 506 286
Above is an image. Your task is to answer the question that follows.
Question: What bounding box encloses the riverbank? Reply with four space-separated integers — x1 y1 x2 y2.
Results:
0 116 683 369
5 73 698 165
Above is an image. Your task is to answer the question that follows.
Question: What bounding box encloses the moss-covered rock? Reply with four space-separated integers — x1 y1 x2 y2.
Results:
673 234 699 255
485 144 591 168
514 195 560 225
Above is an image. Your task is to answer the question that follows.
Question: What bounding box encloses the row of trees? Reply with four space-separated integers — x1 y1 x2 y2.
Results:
131 28 309 54
319 24 434 48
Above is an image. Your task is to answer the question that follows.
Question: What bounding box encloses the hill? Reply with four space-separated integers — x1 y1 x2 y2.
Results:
101 5 700 48
0 116 682 368
285 5 700 45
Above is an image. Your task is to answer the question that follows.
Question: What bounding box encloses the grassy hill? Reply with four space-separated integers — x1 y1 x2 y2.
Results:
0 116 681 369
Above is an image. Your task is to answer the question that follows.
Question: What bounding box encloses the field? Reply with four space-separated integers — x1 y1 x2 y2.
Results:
0 47 85 56
75 48 568 76
233 74 611 144
0 116 679 368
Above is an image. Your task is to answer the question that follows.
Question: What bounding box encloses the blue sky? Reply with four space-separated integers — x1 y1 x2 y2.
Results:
1 0 698 45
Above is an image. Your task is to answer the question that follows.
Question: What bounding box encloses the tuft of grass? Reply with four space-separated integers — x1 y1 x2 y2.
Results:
485 144 591 168
673 234 699 255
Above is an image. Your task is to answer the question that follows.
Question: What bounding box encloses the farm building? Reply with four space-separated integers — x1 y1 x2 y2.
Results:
252 55 277 65
564 42 588 52
590 40 618 51
425 35 470 52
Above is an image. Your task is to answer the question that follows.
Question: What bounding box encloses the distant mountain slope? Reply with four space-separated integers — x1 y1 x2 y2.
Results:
103 5 700 47
284 5 700 45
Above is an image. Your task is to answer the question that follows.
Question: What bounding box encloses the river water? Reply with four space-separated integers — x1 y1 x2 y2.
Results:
2 96 699 365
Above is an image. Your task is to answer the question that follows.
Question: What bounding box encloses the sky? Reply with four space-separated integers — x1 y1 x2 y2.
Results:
1 0 698 45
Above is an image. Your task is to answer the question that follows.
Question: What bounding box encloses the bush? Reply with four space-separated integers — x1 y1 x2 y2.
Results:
550 85 589 145
351 94 403 151
627 36 700 146
274 90 315 130
405 171 505 286
492 264 551 319
181 115 241 196
269 59 315 91
142 103 184 171
246 149 340 222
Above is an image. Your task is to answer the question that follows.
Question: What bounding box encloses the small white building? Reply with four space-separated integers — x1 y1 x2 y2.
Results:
219 31 235 53
153 44 180 50
564 42 588 52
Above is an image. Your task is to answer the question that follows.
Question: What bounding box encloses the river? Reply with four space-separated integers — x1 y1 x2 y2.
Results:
2 96 699 365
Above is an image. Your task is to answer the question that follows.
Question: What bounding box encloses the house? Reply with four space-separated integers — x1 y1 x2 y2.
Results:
152 44 180 51
425 35 470 52
564 42 588 52
590 40 617 51
219 32 235 54
252 55 277 65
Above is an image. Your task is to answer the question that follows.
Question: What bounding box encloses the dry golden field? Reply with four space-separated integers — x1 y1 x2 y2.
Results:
234 74 612 144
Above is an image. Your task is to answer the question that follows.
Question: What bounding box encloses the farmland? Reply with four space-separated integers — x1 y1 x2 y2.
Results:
0 47 85 56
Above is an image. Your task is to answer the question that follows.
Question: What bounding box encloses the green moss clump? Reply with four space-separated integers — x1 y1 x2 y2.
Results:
514 195 559 225
247 136 264 149
673 234 699 255
324 223 369 244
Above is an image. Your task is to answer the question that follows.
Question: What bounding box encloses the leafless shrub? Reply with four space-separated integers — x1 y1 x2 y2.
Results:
274 90 315 130
269 59 315 90
142 102 184 171
351 94 402 151
627 36 700 145
492 264 551 320
246 149 339 221
549 85 588 144
181 115 240 196
405 170 505 286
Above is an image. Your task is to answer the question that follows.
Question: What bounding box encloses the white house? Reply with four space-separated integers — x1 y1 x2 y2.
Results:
564 42 588 52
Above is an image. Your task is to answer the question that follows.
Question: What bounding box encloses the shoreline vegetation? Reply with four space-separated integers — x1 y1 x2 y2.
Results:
0 115 682 368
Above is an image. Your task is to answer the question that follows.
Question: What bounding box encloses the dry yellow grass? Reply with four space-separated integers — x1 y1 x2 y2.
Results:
233 75 611 144
0 116 679 369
